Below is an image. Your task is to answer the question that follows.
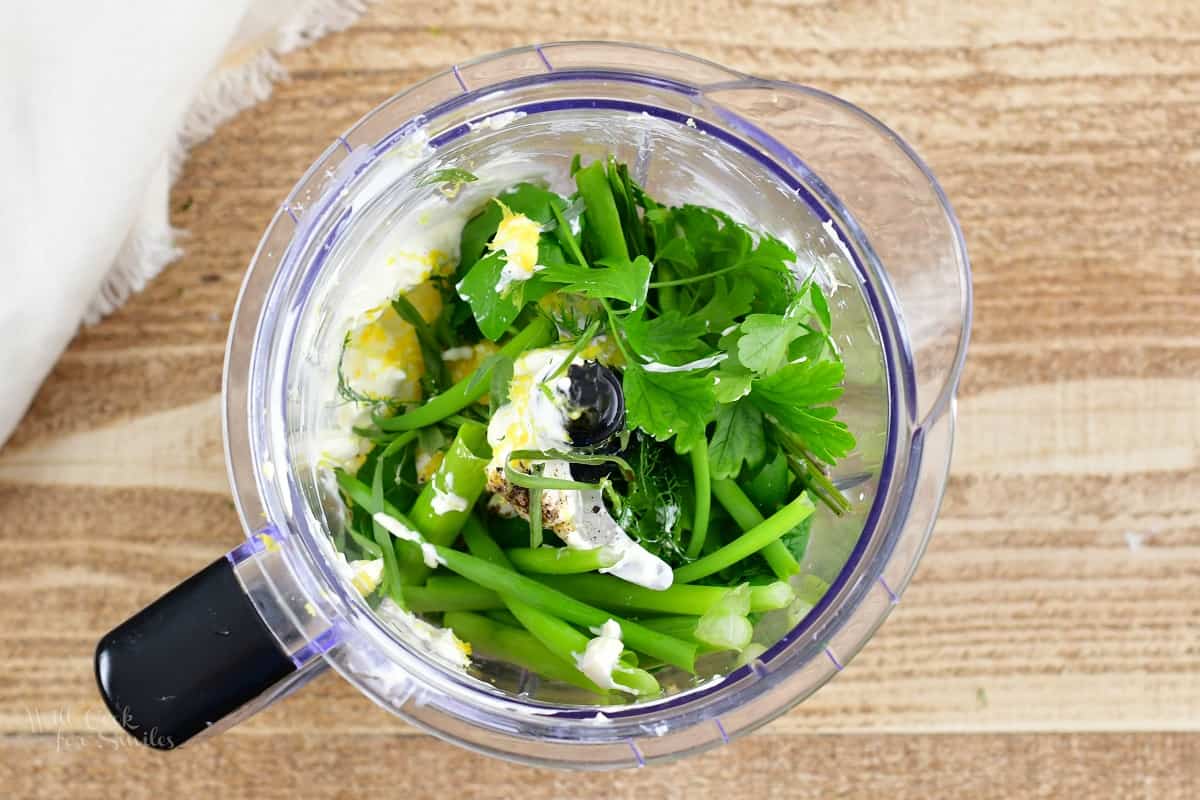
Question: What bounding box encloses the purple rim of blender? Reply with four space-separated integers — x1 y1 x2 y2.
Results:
262 71 914 723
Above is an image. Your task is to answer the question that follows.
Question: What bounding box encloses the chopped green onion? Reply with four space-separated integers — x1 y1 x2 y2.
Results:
537 573 795 615
431 544 697 672
712 478 801 580
674 492 815 584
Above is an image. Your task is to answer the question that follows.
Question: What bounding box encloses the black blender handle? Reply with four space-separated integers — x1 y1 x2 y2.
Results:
94 556 298 749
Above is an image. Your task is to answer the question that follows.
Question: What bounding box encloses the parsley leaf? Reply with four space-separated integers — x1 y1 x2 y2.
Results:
708 400 766 480
623 364 715 453
737 314 806 375
623 309 709 364
692 277 755 334
750 360 856 463
537 255 652 309
710 371 748 407
810 282 832 331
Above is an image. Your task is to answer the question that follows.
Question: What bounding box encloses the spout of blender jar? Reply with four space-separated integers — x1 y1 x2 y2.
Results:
94 534 331 749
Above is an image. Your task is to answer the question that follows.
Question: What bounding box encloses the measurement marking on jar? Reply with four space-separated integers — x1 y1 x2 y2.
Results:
282 205 299 224
714 718 730 744
878 576 900 605
626 738 645 768
335 135 353 154
535 45 554 72
824 647 844 672
451 64 468 93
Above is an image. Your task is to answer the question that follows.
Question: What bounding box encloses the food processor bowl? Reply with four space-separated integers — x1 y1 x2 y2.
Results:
94 41 971 769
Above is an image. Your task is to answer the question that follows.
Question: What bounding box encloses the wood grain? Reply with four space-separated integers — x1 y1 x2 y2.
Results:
1 0 1197 796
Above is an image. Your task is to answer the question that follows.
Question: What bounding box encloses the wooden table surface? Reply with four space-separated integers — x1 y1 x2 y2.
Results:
1 1 1197 797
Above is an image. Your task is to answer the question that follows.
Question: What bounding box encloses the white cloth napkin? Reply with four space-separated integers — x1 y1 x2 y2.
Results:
0 0 369 447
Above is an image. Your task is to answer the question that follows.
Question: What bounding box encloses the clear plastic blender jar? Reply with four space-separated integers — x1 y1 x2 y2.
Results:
93 42 971 768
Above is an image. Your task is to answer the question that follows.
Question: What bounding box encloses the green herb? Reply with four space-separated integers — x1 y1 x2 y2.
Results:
750 360 856 464
574 159 630 262
536 255 653 310
622 309 709 364
622 363 714 454
325 152 863 702
549 318 601 380
391 294 450 391
419 167 478 188
707 400 766 480
457 251 542 341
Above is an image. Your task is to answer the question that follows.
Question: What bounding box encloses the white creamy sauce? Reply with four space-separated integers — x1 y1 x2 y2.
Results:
431 473 469 516
574 619 634 693
376 598 471 669
374 510 422 543
311 136 562 472
374 511 444 569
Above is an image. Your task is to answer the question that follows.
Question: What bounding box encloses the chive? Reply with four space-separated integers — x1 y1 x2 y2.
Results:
392 294 449 391
347 529 384 559
374 316 554 431
370 457 404 605
443 612 604 693
635 616 700 641
509 449 634 481
549 318 601 380
711 478 801 580
673 493 815 584
378 429 419 461
537 573 795 615
431 545 697 672
336 469 425 583
686 445 712 559
574 160 630 262
504 460 600 492
506 546 620 574
352 426 396 443
551 202 589 268
529 470 544 549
